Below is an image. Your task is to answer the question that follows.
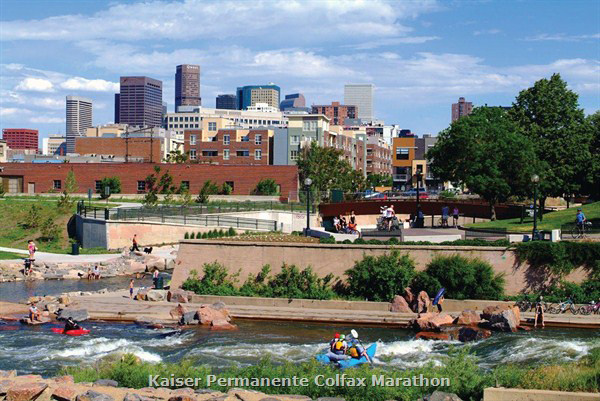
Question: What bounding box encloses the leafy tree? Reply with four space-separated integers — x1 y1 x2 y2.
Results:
581 111 600 200
164 150 189 164
220 182 232 195
296 142 366 199
98 177 121 199
428 107 536 220
58 170 78 210
196 180 220 203
39 217 60 242
509 74 590 215
254 178 279 195
21 205 41 229
366 173 393 188
143 166 177 207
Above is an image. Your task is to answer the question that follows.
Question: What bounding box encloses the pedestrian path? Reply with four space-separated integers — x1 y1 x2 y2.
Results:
0 245 178 263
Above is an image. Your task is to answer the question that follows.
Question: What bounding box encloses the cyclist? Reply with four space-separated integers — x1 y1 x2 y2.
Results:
576 208 586 229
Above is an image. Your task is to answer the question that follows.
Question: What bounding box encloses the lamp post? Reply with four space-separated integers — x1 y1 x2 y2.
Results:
304 177 313 236
415 171 422 210
531 174 539 240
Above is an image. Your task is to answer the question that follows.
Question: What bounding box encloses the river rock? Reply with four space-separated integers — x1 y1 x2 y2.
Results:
93 380 118 387
52 386 77 401
390 295 412 313
0 380 14 396
411 313 454 331
169 304 188 320
57 309 89 322
196 304 231 325
415 331 450 341
211 301 227 311
0 370 16 378
404 287 415 305
6 382 48 401
481 305 520 332
415 291 431 313
167 290 188 303
53 376 74 384
180 311 199 325
129 261 146 274
135 289 148 301
146 290 167 302
457 327 491 342
210 318 238 331
20 317 51 325
76 390 114 401
123 394 154 401
144 255 165 271
454 310 481 326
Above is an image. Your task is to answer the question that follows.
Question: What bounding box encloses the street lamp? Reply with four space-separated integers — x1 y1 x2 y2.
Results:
531 174 539 240
304 177 313 236
415 171 422 227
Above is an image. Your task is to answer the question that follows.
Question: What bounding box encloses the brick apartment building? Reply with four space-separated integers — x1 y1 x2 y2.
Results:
366 137 392 175
1 129 38 151
75 137 162 163
183 129 272 165
0 163 298 199
311 101 357 125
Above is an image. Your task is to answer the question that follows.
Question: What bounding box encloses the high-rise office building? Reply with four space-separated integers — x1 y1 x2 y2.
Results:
311 101 357 125
114 93 120 123
236 84 280 110
118 76 163 128
66 96 92 154
1 128 39 151
175 64 200 110
280 93 305 111
451 97 473 122
344 84 374 121
216 94 237 110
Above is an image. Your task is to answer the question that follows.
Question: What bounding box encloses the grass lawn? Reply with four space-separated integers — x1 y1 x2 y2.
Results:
0 250 25 260
467 201 599 232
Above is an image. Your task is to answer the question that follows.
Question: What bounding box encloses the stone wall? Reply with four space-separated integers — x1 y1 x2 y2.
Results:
171 241 589 295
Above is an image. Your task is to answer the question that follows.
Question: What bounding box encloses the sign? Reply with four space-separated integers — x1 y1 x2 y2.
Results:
104 186 110 197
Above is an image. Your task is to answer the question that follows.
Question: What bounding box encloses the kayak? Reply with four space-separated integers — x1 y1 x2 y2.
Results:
316 343 376 369
51 327 90 336
433 287 446 305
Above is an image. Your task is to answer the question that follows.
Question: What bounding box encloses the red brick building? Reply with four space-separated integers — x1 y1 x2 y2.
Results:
0 163 299 199
1 128 39 151
311 102 357 125
75 137 162 162
366 139 392 175
184 129 271 165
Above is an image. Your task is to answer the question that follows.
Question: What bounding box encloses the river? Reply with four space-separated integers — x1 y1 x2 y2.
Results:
0 279 598 377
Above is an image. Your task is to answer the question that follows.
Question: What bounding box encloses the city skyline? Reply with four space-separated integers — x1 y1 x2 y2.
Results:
0 0 598 143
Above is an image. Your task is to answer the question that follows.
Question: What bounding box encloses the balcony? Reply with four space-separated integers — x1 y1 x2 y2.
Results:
393 174 409 182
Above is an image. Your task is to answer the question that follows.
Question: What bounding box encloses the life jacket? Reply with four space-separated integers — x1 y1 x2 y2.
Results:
348 347 359 358
333 340 346 354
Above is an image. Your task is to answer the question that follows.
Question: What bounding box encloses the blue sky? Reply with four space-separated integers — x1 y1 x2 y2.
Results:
1 0 598 143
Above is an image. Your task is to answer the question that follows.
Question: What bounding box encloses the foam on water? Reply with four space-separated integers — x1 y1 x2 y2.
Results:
48 337 162 363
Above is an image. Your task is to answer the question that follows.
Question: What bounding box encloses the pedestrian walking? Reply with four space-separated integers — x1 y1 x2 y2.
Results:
452 207 460 227
131 234 140 252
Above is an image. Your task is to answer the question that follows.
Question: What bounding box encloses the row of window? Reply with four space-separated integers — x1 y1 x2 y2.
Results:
52 180 238 193
188 149 262 160
189 134 262 145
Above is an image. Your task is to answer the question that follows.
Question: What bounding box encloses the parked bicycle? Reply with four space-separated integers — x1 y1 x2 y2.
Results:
515 299 547 312
571 221 592 239
547 298 579 314
578 300 600 315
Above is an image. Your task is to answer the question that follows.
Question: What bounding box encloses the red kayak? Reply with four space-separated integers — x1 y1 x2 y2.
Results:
51 327 90 336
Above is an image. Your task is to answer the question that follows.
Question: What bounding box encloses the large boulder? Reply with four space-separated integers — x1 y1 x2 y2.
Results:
76 390 114 401
196 304 231 325
180 311 199 325
6 382 48 401
390 295 412 313
93 380 119 387
457 327 491 342
169 304 188 320
415 291 431 313
403 287 415 306
411 313 454 331
123 394 155 401
146 290 167 302
415 331 450 341
210 319 238 331
129 261 146 274
481 305 520 332
454 310 481 326
144 255 165 271
167 290 188 303
135 289 148 301
52 386 77 401
57 308 89 322
57 295 71 306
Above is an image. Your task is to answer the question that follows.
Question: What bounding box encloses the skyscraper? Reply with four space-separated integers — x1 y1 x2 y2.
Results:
114 93 120 123
451 97 473 122
66 96 92 154
344 84 374 121
118 76 163 128
175 64 200 110
236 84 280 110
216 94 237 110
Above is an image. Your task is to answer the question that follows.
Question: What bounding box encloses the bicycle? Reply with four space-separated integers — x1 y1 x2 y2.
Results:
515 300 532 312
571 221 592 239
547 298 578 314
578 300 600 315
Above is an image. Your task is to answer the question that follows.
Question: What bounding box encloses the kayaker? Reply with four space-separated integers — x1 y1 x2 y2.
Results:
63 317 81 333
347 331 372 364
329 333 340 352
332 334 348 355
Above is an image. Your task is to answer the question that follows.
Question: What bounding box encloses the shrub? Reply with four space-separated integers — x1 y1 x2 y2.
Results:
319 237 335 244
21 205 41 229
413 255 505 300
189 232 195 239
515 241 600 277
181 264 238 296
196 180 220 203
254 178 279 195
220 183 233 195
227 227 236 236
39 217 60 242
201 232 207 239
97 177 121 199
345 251 416 301
411 271 442 298
184 232 189 239
439 190 457 199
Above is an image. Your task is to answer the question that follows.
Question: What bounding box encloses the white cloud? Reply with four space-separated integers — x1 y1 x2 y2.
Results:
349 36 440 50
525 33 600 42
29 116 65 124
473 29 501 36
0 107 26 116
15 77 54 92
60 77 119 92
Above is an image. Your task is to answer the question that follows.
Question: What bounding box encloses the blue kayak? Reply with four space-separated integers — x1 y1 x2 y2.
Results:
433 287 446 305
315 343 376 369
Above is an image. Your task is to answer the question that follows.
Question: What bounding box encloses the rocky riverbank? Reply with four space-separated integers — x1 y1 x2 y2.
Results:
0 249 174 283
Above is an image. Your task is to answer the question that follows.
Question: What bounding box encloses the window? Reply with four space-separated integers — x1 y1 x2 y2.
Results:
95 180 102 192
53 180 61 190
180 181 190 190
255 149 262 160
396 147 410 160
241 135 249 142
237 150 249 157
137 181 146 191
303 120 317 131
225 181 234 192
189 149 197 160
255 134 262 145
190 134 196 145
290 135 300 145
208 122 217 131
290 150 299 161
202 150 218 157
223 149 230 160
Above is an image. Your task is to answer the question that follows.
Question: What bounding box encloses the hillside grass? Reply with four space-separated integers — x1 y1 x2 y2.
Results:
0 250 25 260
466 201 599 232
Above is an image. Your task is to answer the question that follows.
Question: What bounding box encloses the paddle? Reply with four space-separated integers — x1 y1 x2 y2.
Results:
350 329 373 366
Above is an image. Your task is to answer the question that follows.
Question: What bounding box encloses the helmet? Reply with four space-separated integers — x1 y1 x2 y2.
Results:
339 334 345 340
334 333 340 339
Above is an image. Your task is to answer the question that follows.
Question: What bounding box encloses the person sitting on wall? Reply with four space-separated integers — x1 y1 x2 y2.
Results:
333 216 341 232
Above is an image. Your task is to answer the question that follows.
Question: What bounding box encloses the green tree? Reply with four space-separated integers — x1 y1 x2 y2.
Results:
164 150 189 164
366 173 393 188
220 182 232 195
39 217 60 243
581 111 600 200
509 74 590 215
57 170 78 210
254 178 279 195
98 177 121 199
428 107 536 220
21 205 41 229
196 180 220 203
0 180 4 198
296 142 365 198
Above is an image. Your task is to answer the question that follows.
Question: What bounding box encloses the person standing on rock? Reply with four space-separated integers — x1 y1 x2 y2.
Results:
27 240 37 261
93 265 100 279
534 296 545 328
132 234 140 252
129 279 135 299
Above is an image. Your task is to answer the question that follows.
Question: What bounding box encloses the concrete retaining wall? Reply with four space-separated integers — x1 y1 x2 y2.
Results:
75 215 107 249
172 241 589 295
483 388 598 401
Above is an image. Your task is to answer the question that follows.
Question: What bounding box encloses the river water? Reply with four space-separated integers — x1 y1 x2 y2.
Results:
0 279 598 377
